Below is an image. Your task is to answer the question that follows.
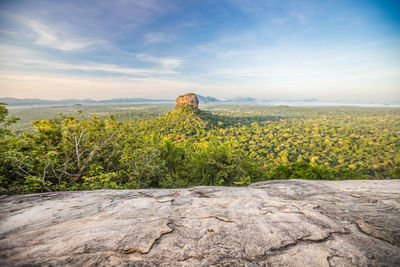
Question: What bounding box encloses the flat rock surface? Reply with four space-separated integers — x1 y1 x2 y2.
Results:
1 179 399 266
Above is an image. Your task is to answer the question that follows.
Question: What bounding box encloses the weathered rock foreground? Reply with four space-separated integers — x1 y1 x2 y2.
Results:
1 180 399 266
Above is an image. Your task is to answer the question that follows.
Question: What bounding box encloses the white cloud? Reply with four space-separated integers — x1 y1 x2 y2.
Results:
0 44 180 76
144 32 174 43
0 68 399 101
20 59 180 76
0 72 199 99
136 54 183 69
19 16 97 51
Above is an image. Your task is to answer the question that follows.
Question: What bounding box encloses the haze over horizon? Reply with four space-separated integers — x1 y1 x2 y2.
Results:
0 0 399 101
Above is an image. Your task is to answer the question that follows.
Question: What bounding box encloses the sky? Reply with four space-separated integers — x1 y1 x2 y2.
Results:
0 0 399 101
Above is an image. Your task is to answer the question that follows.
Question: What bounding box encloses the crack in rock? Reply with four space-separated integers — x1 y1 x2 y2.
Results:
123 222 175 255
354 221 398 246
214 215 236 223
268 230 347 255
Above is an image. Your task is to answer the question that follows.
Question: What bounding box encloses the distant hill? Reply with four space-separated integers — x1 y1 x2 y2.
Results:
0 97 172 106
196 95 221 103
226 97 257 102
2 96 398 107
98 98 170 103
0 95 331 106
0 98 61 106
0 95 223 106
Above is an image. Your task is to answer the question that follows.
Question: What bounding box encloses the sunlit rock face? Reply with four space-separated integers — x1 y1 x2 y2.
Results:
1 180 400 266
175 93 199 110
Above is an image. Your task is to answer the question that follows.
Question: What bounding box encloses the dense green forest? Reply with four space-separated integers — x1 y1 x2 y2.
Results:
1 103 399 194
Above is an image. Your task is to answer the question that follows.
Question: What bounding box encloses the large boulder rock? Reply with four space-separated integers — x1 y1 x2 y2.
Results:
1 180 399 266
175 93 199 110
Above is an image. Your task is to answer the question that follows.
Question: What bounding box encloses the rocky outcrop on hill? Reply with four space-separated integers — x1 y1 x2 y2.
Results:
175 93 199 109
1 180 399 266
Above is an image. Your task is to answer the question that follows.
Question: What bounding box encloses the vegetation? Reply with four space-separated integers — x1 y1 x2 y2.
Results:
1 103 399 194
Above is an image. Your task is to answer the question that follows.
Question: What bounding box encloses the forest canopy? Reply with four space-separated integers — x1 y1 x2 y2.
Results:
1 103 399 194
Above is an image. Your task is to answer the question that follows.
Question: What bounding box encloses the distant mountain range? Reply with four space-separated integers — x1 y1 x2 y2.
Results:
0 95 259 106
196 95 221 103
0 97 170 106
1 96 398 107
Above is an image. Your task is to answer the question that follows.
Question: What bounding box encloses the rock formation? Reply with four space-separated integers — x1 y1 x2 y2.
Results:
175 93 199 110
1 179 399 266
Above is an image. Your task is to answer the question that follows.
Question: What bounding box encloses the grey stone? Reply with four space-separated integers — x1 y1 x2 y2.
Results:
0 179 399 266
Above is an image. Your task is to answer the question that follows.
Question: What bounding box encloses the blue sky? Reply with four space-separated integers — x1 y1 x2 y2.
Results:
0 0 399 100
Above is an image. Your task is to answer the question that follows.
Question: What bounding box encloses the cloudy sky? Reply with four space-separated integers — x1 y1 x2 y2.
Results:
0 0 399 100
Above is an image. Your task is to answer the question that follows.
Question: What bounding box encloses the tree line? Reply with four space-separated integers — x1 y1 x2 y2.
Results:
1 103 399 194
